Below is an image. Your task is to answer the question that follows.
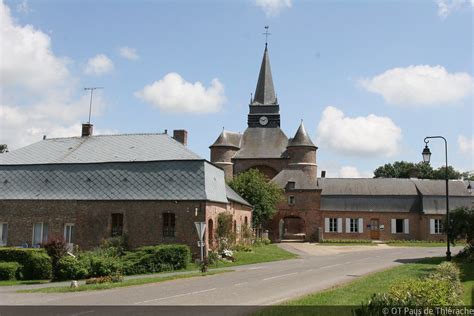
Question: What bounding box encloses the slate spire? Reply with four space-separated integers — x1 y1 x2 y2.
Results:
288 121 316 148
252 46 277 105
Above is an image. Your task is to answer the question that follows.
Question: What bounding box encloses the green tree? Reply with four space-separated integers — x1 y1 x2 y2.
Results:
448 207 474 246
373 161 465 180
229 168 283 228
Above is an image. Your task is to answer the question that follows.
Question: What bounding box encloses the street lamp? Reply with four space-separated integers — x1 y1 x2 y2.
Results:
422 136 451 261
467 181 472 194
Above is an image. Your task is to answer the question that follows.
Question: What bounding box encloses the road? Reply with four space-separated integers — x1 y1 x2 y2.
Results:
0 244 457 309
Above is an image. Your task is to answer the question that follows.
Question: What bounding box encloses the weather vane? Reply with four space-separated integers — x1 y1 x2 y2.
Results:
263 25 271 46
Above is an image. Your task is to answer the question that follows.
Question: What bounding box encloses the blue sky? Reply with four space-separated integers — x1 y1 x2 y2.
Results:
1 0 473 177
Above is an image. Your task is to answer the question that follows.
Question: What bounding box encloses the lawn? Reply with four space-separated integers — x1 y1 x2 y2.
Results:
18 270 232 293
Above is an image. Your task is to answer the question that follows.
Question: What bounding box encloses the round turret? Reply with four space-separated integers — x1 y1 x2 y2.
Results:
286 122 318 180
209 130 241 181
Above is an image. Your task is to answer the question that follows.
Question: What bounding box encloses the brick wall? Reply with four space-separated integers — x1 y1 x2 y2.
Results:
0 199 251 258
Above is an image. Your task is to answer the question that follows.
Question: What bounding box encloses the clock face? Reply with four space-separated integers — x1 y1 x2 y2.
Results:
259 116 269 126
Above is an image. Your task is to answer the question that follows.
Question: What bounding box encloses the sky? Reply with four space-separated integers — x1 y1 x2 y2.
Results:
1 0 473 178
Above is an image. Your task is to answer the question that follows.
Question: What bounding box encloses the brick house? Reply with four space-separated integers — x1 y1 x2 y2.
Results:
209 44 473 242
0 128 252 257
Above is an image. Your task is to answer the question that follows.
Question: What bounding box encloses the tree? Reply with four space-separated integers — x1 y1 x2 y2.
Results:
448 207 474 246
228 168 283 228
373 160 465 180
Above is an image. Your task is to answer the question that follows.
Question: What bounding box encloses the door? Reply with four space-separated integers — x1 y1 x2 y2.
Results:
370 219 380 240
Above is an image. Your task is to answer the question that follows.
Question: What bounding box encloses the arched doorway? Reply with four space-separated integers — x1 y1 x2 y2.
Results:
281 216 305 240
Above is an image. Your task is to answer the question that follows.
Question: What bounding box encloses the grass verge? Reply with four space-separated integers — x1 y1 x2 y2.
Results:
18 270 232 293
0 280 50 286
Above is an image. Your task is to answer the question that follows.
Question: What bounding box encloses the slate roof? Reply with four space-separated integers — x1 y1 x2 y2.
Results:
271 169 318 190
209 130 241 149
225 185 252 207
0 160 230 202
252 46 277 106
233 128 289 159
413 179 471 196
0 133 201 165
318 178 419 196
288 122 316 148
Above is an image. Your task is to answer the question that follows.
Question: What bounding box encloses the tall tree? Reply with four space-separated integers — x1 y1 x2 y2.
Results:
373 161 466 180
228 168 283 228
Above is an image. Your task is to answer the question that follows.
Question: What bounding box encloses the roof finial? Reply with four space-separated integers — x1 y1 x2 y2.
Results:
250 93 253 103
263 25 270 47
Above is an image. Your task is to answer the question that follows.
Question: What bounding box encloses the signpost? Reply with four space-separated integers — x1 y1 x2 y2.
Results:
194 222 206 262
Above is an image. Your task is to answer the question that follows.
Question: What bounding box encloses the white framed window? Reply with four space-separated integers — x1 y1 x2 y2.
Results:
0 223 7 246
32 223 48 246
430 219 443 234
288 195 296 205
325 218 343 233
346 218 363 233
391 219 409 234
64 224 75 244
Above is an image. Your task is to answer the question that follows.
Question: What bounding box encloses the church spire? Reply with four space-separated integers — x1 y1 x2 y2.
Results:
252 45 277 105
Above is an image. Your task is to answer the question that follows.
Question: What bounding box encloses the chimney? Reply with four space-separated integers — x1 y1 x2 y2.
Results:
321 170 326 178
173 129 188 146
81 123 93 137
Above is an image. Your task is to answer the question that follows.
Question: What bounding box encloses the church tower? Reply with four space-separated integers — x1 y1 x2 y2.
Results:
247 45 281 128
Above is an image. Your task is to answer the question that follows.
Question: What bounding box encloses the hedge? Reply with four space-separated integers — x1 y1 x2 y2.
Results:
79 253 122 277
55 256 89 281
0 262 22 280
122 244 190 275
0 248 52 280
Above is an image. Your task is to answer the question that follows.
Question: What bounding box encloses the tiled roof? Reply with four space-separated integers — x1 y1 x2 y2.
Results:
0 160 230 203
271 169 318 190
225 185 252 207
318 178 419 196
209 130 241 149
287 122 316 148
252 46 277 106
233 127 289 159
0 133 201 165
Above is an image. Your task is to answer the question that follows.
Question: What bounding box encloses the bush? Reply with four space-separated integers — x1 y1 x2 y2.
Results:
356 261 463 314
0 262 22 280
43 237 68 280
234 244 252 252
252 238 271 247
55 256 89 281
121 244 190 275
100 235 129 256
0 248 52 280
82 255 122 277
85 274 123 285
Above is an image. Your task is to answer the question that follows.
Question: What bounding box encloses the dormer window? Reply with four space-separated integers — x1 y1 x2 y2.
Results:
287 181 295 190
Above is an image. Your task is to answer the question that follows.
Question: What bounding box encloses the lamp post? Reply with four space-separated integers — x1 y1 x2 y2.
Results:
422 136 451 261
467 181 472 194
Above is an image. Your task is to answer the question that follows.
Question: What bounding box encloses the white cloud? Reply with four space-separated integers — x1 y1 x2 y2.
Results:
338 166 373 178
458 135 474 155
316 106 402 157
360 65 473 106
0 1 108 149
436 0 473 19
255 0 292 17
119 46 139 60
16 0 31 14
135 72 226 114
84 54 114 75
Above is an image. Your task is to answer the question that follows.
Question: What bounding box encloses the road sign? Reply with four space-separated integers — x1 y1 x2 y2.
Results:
194 222 206 240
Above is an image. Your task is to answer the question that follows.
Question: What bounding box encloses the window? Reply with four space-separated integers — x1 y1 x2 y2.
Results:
64 224 75 244
0 223 7 246
32 223 48 246
287 181 295 190
288 195 296 205
111 213 123 237
392 219 409 234
329 218 337 232
163 213 175 237
350 218 359 233
396 219 404 233
430 219 443 234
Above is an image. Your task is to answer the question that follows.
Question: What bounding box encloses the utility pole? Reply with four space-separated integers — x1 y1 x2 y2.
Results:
84 87 103 124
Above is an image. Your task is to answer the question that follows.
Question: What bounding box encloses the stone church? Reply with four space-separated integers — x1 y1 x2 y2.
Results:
210 45 473 242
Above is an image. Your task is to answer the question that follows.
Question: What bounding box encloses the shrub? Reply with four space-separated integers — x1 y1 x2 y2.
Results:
85 274 123 285
234 244 252 252
0 262 22 280
121 244 190 275
43 237 68 280
0 248 52 280
85 255 122 277
356 261 463 314
252 238 271 247
55 256 89 281
100 235 129 256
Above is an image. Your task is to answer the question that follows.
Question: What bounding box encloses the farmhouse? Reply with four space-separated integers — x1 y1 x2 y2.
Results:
0 128 252 257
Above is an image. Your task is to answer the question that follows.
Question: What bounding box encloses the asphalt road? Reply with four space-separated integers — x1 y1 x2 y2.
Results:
0 244 458 308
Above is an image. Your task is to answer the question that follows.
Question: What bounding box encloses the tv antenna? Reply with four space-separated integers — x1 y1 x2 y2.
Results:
84 87 103 124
